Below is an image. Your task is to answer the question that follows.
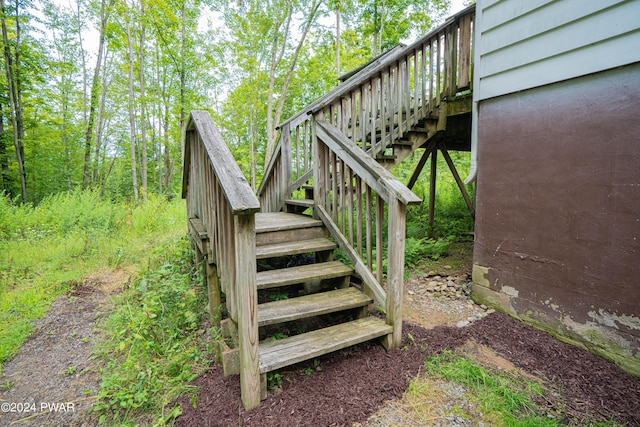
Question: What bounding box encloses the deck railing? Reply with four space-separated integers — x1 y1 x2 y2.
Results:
314 120 421 347
257 4 474 208
182 111 261 409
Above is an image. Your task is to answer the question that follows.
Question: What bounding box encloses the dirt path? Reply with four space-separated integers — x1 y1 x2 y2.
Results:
0 270 129 427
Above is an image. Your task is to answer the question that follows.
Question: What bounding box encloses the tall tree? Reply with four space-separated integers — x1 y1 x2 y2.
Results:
82 0 115 189
1 0 26 202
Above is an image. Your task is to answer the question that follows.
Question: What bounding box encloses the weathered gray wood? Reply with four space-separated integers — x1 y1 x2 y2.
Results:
439 141 475 214
234 214 260 410
284 198 314 209
317 205 386 306
256 237 336 259
259 317 392 373
187 111 260 215
257 261 353 290
256 223 328 247
384 197 406 349
316 120 421 207
206 262 221 326
255 212 322 233
258 287 372 326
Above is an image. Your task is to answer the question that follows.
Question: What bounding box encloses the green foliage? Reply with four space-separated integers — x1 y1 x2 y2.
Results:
424 350 557 427
0 190 186 373
94 237 213 425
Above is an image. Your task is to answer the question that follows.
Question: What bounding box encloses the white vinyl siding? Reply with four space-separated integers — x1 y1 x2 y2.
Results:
474 0 640 101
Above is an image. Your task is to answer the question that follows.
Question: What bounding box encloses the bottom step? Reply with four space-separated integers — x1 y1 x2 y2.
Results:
259 317 392 373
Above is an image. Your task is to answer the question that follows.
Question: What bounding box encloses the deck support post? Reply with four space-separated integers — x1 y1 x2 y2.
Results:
439 141 475 216
206 262 221 327
235 214 260 410
429 148 438 229
407 138 438 190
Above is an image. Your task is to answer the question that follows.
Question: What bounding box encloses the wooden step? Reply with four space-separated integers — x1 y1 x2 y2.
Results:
258 287 372 327
259 317 392 373
257 261 353 290
255 212 322 233
256 237 336 259
284 198 314 209
255 212 327 246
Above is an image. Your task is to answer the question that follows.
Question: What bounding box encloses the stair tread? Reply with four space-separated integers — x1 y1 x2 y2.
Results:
258 287 372 327
255 212 322 233
259 317 392 373
256 237 336 259
284 198 314 207
257 261 353 289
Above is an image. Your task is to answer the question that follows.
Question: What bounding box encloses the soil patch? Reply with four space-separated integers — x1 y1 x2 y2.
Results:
174 312 640 427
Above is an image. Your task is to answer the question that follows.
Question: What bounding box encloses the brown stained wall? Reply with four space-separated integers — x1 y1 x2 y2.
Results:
472 63 640 375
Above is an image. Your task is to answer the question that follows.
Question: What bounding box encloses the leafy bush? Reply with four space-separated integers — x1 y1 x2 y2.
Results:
94 238 214 425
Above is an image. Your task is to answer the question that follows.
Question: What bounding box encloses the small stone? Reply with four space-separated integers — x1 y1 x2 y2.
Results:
486 309 496 315
427 270 437 276
473 313 483 320
456 320 470 328
467 316 477 323
480 304 488 310
408 290 415 295
428 281 439 287
444 265 452 269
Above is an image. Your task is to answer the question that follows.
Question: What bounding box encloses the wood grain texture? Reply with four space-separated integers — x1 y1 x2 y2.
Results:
255 237 336 259
255 212 322 233
259 317 392 373
256 261 353 290
257 287 372 326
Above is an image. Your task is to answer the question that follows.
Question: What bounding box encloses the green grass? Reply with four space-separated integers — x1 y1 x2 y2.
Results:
0 190 187 373
93 237 216 426
424 350 557 427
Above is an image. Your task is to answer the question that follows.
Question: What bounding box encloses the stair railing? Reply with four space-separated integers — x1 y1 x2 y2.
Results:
314 119 421 348
257 4 474 210
182 111 262 409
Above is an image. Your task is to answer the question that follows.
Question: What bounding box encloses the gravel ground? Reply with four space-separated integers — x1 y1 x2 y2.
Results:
0 270 130 427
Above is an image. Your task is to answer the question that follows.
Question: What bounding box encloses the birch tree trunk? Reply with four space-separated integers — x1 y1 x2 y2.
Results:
126 12 139 204
138 0 148 200
82 0 114 189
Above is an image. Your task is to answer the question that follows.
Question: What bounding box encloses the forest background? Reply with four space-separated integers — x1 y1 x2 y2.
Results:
0 0 464 205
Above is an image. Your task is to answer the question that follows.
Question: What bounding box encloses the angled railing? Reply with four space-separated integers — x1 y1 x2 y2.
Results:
257 4 474 209
314 120 421 348
182 111 262 409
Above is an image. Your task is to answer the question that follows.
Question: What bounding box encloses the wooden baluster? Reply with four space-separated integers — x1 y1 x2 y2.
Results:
303 120 309 175
365 185 373 270
396 62 403 139
413 50 419 124
387 66 394 144
375 194 384 285
295 125 300 179
380 71 387 152
404 57 411 129
422 43 427 116
436 33 442 103
350 90 357 141
429 39 435 109
356 175 363 257
347 166 354 245
371 77 378 154
331 150 338 220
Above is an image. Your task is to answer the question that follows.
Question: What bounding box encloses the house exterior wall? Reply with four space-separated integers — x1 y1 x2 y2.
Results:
472 0 640 375
474 0 640 101
473 63 640 375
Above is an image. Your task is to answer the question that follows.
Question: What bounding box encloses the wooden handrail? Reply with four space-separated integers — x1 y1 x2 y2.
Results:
183 110 261 409
187 111 260 215
314 119 421 348
258 5 474 211
316 121 421 207
309 4 475 115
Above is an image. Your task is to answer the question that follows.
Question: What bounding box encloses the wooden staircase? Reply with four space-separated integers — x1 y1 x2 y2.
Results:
183 5 475 410
252 212 392 396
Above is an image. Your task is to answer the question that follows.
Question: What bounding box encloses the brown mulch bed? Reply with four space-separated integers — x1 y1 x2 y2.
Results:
174 312 640 427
